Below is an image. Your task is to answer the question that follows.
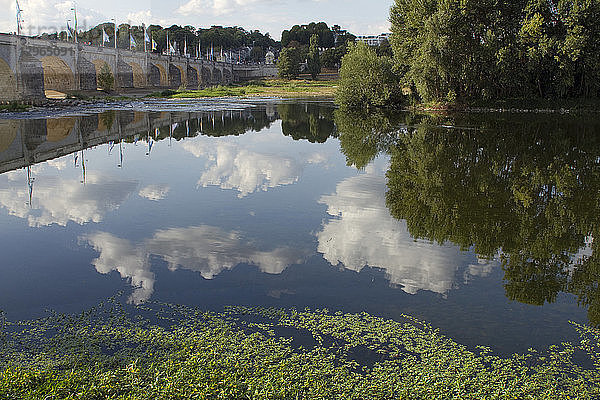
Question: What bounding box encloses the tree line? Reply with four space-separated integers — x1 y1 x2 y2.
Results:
338 0 600 108
42 24 277 62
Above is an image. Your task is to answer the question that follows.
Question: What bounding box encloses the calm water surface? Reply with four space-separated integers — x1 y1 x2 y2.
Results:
0 99 598 356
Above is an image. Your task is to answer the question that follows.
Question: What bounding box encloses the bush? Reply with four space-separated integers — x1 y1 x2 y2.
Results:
97 64 114 92
336 42 404 109
277 47 301 80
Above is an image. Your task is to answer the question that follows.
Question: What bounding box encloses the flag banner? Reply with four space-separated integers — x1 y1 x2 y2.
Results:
66 21 73 38
144 29 150 43
15 0 23 33
130 34 136 49
152 38 157 51
103 29 110 44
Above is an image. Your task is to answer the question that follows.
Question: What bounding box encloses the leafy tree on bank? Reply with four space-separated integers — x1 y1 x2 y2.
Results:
277 47 302 79
387 0 600 102
97 64 114 92
307 34 321 79
281 22 335 48
336 42 404 109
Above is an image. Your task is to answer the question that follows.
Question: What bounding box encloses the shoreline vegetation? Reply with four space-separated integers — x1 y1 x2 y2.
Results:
335 0 600 112
1 301 599 399
148 79 338 99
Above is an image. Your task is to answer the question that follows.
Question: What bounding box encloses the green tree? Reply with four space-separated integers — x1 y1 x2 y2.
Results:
336 42 404 109
277 47 301 79
97 64 114 92
307 34 321 79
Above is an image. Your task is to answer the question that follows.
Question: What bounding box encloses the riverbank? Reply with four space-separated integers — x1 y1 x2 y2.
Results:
150 79 338 99
0 302 598 399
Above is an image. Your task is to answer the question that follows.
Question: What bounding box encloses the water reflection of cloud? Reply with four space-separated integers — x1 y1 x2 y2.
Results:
84 232 154 305
0 171 139 227
182 136 327 197
317 172 495 295
82 225 306 304
139 184 171 201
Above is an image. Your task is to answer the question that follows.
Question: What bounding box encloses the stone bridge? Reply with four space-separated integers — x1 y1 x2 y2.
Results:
0 33 275 101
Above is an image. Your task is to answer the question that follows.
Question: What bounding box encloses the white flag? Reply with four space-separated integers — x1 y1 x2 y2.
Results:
15 0 23 33
144 29 150 43
103 29 110 44
66 21 73 38
130 33 136 49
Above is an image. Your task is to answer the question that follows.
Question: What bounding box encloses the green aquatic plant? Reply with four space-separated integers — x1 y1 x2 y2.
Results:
0 302 598 399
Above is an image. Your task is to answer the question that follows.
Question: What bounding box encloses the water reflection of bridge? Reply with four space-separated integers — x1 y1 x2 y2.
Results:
0 108 277 174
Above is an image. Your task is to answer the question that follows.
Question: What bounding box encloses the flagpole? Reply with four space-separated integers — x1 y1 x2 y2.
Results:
112 18 117 49
71 4 77 43
143 24 147 53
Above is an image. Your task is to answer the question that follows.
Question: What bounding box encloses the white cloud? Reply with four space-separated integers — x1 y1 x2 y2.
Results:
317 172 495 295
82 225 306 303
0 170 138 227
14 0 107 35
139 184 170 201
182 139 302 198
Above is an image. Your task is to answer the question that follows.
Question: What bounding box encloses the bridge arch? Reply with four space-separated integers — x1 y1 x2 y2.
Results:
92 59 114 90
187 65 199 89
0 120 19 153
41 56 75 94
223 68 232 84
213 68 223 85
201 67 212 86
46 117 76 142
128 62 145 87
169 64 184 88
149 63 167 86
0 58 17 101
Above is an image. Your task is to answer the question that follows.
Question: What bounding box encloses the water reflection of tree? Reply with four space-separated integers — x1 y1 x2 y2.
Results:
279 103 337 144
336 109 600 326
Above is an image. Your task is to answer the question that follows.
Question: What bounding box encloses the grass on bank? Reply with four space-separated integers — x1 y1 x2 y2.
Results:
1 302 599 399
149 79 338 99
0 102 30 112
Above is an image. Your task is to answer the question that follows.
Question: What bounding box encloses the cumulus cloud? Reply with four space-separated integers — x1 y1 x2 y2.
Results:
182 139 302 197
317 172 495 295
0 170 138 227
12 0 107 35
82 225 306 303
139 184 170 201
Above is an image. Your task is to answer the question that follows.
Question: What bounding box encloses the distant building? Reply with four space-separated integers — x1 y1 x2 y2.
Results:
356 33 391 46
265 50 275 65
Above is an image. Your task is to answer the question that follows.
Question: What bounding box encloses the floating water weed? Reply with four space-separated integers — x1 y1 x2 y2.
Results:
0 302 598 399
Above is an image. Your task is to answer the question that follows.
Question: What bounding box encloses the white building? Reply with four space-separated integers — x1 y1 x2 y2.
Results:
356 33 391 46
265 50 275 65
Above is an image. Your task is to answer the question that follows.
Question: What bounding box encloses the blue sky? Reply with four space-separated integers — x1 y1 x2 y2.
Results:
2 0 394 39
